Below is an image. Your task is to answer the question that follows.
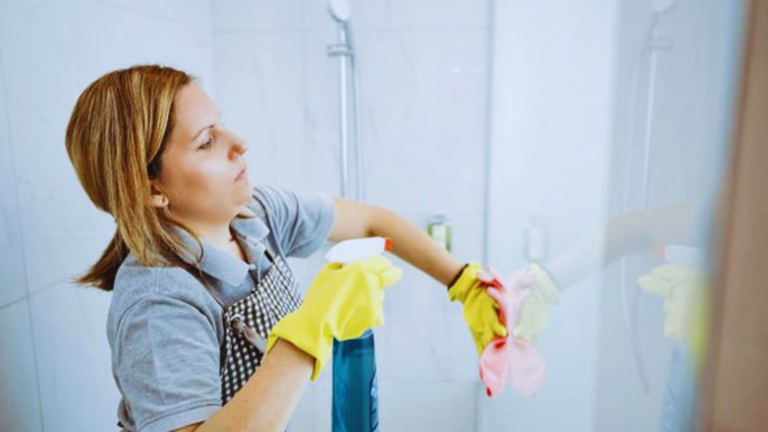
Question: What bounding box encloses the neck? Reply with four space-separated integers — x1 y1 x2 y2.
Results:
190 222 236 248
169 207 244 248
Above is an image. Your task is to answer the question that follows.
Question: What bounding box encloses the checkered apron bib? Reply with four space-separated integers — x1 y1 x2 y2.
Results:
213 249 303 405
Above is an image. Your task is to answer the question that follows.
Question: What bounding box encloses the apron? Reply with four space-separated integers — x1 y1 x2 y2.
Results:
116 246 303 431
205 247 304 404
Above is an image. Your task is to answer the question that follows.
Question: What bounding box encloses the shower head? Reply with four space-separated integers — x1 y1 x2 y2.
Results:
328 0 351 22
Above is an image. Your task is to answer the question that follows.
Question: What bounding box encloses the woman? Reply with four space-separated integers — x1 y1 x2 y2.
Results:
65 64 507 432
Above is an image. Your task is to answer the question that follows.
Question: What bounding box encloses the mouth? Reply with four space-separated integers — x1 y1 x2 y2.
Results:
236 167 247 181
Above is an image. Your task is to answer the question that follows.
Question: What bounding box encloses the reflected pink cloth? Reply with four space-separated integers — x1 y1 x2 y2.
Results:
477 268 546 398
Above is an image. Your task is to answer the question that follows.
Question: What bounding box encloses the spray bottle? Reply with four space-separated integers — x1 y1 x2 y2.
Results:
655 243 704 432
325 237 393 263
328 237 392 432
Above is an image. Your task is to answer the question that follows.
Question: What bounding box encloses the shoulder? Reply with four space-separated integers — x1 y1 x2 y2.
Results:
249 184 285 216
107 254 220 342
249 184 332 213
113 253 205 302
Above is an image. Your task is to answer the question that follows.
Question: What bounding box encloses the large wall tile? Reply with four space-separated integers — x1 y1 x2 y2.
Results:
99 0 211 28
302 30 343 196
0 0 217 430
484 0 620 430
213 0 303 32
303 0 489 31
0 0 215 294
357 30 487 216
311 372 333 432
213 32 307 191
378 381 477 432
304 29 488 215
287 385 316 432
0 300 44 432
211 2 493 430
30 284 119 432
0 47 28 308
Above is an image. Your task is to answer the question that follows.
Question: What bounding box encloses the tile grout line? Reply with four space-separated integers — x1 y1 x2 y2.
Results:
0 295 28 313
301 5 323 430
481 1 496 268
300 0 313 223
299 7 315 431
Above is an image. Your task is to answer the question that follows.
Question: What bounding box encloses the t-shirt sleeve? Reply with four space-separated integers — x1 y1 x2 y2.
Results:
252 185 336 258
113 293 222 432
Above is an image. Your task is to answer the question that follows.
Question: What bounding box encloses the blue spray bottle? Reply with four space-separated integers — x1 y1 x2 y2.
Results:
656 245 705 432
332 331 379 432
326 237 392 432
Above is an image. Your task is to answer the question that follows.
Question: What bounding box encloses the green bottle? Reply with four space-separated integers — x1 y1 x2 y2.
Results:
427 214 452 252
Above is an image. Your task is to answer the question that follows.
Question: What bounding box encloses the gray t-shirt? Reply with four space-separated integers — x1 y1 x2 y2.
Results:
106 185 335 432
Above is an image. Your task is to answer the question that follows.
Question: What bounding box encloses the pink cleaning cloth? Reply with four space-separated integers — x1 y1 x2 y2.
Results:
477 267 546 398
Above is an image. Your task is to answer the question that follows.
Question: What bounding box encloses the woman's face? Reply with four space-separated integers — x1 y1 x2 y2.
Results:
152 83 253 227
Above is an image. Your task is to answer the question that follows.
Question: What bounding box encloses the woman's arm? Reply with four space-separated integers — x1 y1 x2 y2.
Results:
328 197 464 287
176 339 313 432
546 203 697 290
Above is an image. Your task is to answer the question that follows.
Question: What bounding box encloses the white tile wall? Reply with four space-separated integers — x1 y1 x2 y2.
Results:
2 0 493 430
213 32 308 191
213 0 490 429
302 0 488 31
0 0 216 295
350 29 488 217
0 46 28 309
30 284 117 432
375 213 484 385
0 0 216 430
481 0 619 431
377 381 478 432
102 0 211 28
302 29 344 196
213 0 303 33
0 299 44 432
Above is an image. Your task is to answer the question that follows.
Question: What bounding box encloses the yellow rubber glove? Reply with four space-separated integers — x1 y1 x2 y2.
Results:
512 263 562 343
266 256 402 380
448 262 509 355
637 264 709 369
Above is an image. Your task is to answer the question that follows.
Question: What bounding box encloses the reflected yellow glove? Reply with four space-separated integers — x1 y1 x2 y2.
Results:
513 264 562 343
266 256 402 380
637 264 709 367
448 262 508 355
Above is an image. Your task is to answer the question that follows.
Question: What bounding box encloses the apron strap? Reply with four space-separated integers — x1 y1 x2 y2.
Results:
180 265 232 310
249 193 283 264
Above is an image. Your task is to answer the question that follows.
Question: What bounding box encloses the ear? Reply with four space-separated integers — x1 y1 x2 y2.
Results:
149 180 169 209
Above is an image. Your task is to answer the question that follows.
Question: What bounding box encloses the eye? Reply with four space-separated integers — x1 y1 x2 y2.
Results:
199 136 214 150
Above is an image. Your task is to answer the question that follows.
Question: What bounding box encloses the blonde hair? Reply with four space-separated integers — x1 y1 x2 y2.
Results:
65 64 250 291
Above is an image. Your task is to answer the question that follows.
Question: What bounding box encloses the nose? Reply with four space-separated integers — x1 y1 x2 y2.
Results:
224 129 248 158
236 139 248 155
